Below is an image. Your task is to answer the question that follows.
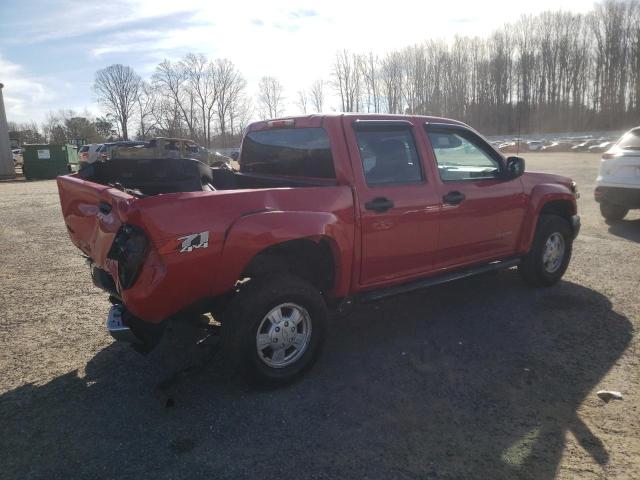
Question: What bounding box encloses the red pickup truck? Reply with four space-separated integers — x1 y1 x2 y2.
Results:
57 114 580 385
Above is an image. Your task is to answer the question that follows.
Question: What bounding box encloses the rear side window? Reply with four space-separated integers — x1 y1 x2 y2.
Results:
354 128 423 185
617 129 640 150
241 128 335 178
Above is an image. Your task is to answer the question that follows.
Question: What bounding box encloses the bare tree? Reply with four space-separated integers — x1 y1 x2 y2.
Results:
380 51 404 114
257 76 285 119
361 52 381 113
296 89 308 114
309 79 325 112
94 64 141 140
182 53 218 146
332 50 362 112
229 95 253 139
136 81 157 140
153 59 197 138
215 58 246 146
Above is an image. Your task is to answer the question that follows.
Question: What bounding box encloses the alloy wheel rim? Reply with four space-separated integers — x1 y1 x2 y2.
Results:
542 232 565 273
256 303 312 368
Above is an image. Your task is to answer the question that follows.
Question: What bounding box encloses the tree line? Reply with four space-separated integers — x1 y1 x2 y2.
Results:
8 111 116 146
9 0 639 147
328 0 640 134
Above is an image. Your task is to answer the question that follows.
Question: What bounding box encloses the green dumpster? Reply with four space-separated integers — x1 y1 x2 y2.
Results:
22 144 78 179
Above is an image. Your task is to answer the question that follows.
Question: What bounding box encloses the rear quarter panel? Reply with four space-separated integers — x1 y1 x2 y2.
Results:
122 186 355 322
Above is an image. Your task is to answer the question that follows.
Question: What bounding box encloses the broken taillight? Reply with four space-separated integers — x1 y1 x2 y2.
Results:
107 224 149 290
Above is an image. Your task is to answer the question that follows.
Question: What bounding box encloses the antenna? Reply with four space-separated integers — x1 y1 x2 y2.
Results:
516 102 521 157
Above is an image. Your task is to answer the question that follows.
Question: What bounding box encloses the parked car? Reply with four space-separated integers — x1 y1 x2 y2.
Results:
541 141 574 152
571 139 600 152
97 141 146 161
11 148 22 165
594 126 640 221
57 114 580 386
110 137 211 165
526 140 545 151
588 141 615 153
498 141 522 153
78 144 103 169
210 151 234 169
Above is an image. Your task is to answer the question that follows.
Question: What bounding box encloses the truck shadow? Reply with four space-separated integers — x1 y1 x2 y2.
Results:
607 218 640 242
0 271 632 479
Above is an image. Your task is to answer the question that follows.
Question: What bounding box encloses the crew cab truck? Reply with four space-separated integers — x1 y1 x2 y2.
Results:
57 114 580 386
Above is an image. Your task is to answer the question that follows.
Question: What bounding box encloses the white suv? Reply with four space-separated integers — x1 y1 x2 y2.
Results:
595 127 640 221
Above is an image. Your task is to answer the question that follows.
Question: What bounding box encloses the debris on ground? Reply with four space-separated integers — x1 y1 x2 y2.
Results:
596 390 623 403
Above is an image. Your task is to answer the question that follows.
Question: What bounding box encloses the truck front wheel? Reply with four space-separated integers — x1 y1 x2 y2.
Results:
518 214 573 287
221 274 327 387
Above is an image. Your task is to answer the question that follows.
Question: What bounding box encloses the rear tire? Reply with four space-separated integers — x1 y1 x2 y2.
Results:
518 214 573 287
599 201 628 222
221 274 327 387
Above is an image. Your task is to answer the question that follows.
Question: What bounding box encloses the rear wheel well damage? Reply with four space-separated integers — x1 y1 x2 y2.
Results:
241 238 336 295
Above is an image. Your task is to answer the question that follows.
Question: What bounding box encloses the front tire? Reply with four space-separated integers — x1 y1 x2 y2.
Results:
221 274 327 387
599 201 628 222
519 214 573 287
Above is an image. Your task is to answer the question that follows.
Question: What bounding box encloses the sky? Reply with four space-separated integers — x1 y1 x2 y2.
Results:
0 0 596 124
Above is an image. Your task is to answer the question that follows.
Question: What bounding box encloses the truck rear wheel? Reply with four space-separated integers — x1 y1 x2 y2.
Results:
599 200 628 222
221 274 327 387
518 214 573 287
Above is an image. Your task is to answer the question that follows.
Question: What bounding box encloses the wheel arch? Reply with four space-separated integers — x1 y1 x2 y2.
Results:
211 210 354 299
241 237 337 294
518 190 577 253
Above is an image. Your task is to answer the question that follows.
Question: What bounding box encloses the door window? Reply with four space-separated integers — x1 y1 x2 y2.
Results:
354 128 423 185
427 130 501 182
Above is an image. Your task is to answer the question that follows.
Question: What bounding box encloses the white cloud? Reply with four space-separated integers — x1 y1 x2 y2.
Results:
0 55 54 122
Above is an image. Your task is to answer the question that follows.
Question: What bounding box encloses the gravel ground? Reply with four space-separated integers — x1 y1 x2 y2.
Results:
0 152 638 479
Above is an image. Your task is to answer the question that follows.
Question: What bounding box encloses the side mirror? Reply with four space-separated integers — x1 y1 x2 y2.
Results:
505 156 525 179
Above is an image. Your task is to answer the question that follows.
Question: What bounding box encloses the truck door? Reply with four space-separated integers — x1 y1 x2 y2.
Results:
345 119 441 287
423 123 526 269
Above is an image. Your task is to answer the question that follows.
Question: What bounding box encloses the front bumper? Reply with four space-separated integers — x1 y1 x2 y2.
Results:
594 186 640 209
570 214 581 239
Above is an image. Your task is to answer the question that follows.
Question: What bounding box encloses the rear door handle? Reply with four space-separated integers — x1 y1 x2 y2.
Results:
443 191 465 205
365 197 394 213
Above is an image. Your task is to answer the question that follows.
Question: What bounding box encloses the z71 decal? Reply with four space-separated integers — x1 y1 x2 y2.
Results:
178 231 209 253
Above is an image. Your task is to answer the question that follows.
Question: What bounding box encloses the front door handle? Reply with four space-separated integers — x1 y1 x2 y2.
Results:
443 191 465 205
365 197 394 213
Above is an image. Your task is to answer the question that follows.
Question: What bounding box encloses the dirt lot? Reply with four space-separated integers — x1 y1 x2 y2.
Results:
1 152 638 479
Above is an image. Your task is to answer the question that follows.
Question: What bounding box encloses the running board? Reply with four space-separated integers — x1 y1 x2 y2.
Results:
358 257 521 303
